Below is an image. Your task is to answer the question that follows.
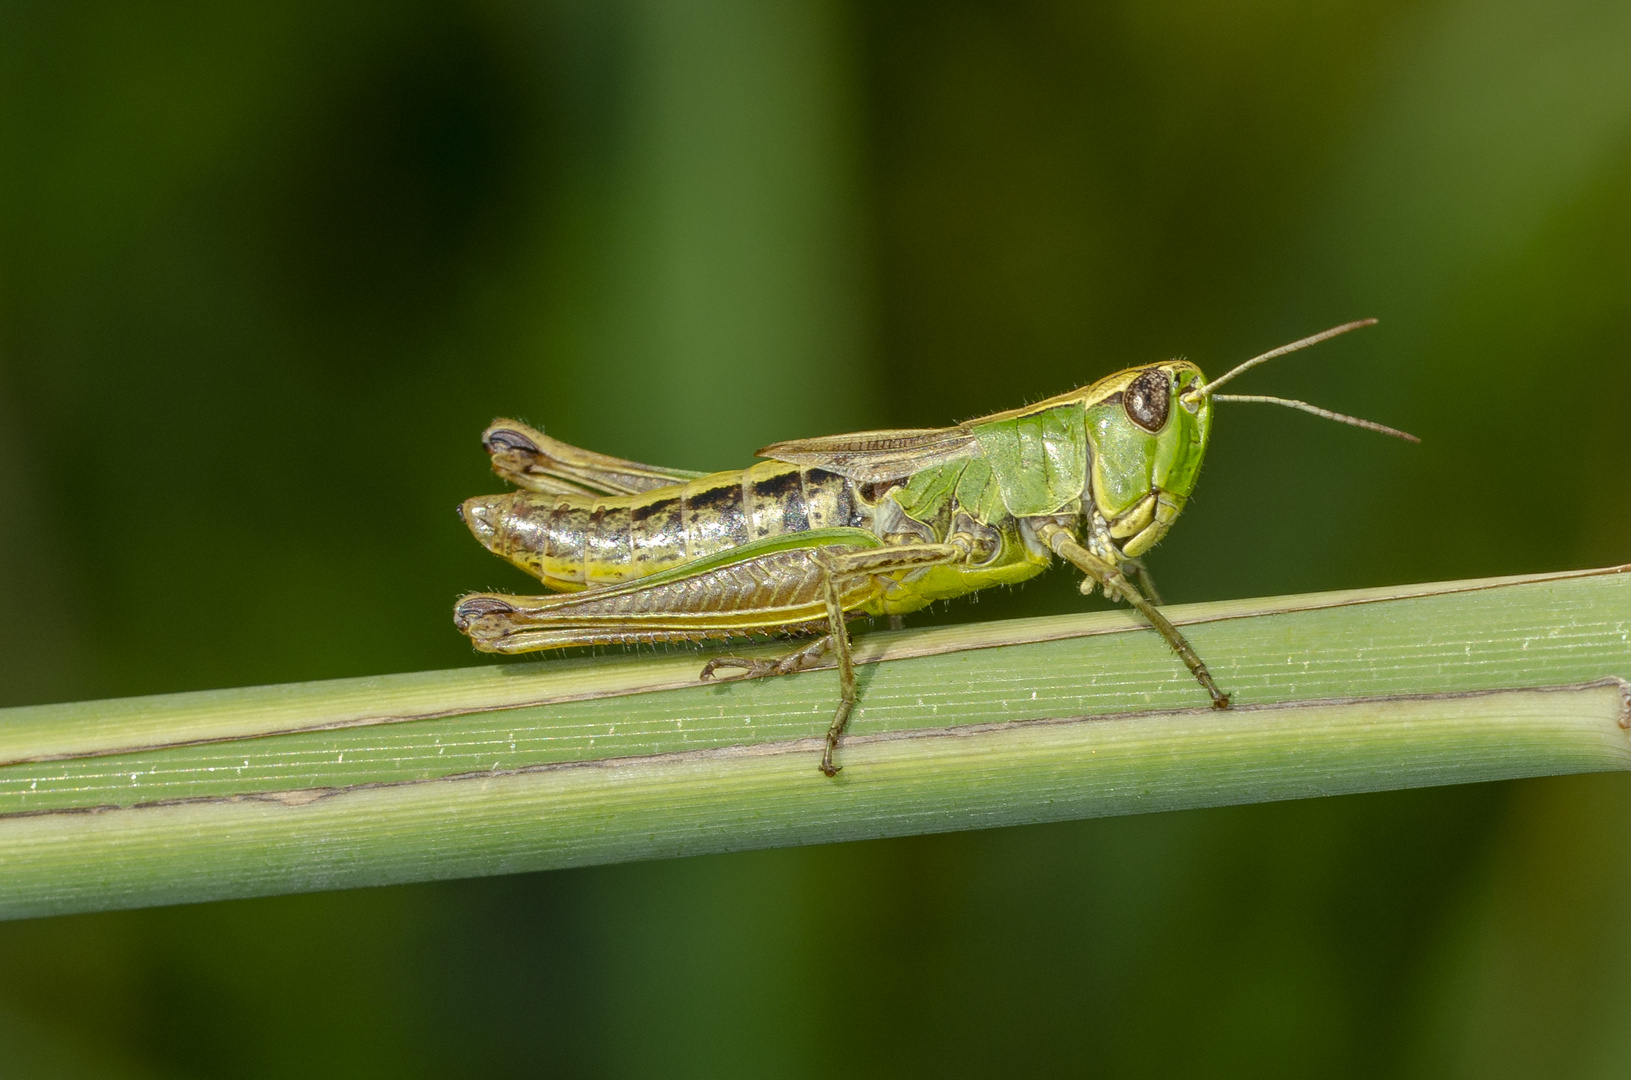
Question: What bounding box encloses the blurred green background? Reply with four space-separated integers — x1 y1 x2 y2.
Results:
2 0 1630 1075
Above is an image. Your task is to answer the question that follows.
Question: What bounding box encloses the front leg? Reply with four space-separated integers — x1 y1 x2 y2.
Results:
1121 557 1164 606
1033 522 1230 709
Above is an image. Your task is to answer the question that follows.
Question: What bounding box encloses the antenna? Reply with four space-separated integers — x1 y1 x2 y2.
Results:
1189 318 1419 443
1198 318 1376 397
1209 394 1419 443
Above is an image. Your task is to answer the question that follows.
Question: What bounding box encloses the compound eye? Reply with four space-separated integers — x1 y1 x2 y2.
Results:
1124 368 1171 432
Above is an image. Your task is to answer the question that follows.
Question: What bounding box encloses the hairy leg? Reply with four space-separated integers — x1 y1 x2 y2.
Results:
697 542 966 775
1035 523 1229 709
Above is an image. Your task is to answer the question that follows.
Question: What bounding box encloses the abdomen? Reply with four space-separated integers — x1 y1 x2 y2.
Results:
470 462 866 590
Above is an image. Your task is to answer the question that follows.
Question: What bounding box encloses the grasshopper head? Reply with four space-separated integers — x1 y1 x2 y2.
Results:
1083 361 1211 557
1088 319 1418 558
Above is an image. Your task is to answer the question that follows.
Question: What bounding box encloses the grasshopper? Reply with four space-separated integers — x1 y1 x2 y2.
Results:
455 320 1415 776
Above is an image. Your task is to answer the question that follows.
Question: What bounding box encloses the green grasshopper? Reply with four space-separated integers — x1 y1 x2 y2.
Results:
455 320 1415 776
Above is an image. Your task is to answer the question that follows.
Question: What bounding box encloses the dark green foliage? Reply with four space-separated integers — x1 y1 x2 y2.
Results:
1 0 1629 1075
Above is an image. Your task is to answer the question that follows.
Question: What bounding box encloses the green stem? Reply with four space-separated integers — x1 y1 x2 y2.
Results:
1 566 1628 920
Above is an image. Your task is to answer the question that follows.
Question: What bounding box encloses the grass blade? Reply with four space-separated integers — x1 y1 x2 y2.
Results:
1 565 1627 919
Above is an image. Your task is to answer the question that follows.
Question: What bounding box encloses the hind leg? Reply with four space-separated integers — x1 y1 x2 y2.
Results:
699 543 965 776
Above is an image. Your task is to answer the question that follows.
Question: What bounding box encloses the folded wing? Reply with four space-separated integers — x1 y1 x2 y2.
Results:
758 426 977 483
482 419 705 497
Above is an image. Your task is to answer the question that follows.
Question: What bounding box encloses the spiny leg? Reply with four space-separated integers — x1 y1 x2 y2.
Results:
1038 524 1229 709
695 562 872 776
1123 557 1164 606
696 542 964 776
817 558 857 777
699 634 832 682
809 544 965 775
1118 585 1228 708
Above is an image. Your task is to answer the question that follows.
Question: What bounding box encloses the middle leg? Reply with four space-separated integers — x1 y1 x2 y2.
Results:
696 542 967 776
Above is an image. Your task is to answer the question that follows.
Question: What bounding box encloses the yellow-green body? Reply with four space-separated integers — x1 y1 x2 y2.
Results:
455 360 1212 649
